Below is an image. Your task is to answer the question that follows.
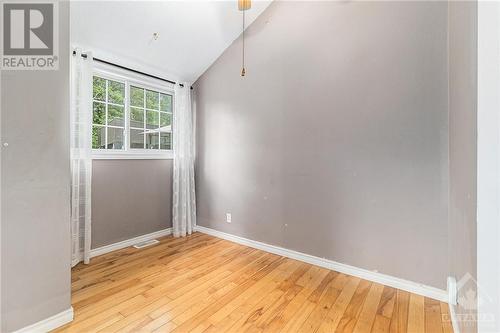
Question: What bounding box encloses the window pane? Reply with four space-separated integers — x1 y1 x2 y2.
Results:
92 126 105 149
160 93 172 112
160 132 171 150
107 127 124 150
146 90 159 109
130 129 144 149
108 105 124 127
160 112 172 128
130 86 144 107
93 77 106 101
146 110 159 129
130 107 144 128
146 133 159 149
93 102 105 125
108 80 125 105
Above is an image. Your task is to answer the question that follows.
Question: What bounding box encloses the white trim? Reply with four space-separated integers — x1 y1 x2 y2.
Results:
447 276 458 305
447 277 460 333
194 226 449 303
448 303 461 333
90 228 172 258
90 64 175 159
477 2 500 332
13 307 73 333
92 150 173 160
71 254 83 267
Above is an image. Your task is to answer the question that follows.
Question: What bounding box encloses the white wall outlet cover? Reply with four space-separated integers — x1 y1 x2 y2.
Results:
226 213 232 223
447 276 458 305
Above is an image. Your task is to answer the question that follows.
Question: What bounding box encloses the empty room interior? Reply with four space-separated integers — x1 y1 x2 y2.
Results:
1 0 500 332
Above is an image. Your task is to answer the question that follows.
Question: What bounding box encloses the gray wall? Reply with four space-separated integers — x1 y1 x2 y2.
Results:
91 160 172 248
448 2 477 332
195 1 449 289
0 2 71 331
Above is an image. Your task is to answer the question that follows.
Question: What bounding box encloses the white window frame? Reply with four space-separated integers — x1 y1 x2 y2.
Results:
91 62 175 160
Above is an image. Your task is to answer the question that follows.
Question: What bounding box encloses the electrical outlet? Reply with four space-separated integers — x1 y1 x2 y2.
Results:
226 213 232 223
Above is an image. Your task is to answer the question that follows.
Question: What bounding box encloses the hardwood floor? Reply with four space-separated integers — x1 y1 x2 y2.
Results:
55 232 453 333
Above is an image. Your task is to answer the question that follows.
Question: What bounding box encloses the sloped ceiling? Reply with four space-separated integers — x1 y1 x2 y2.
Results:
71 1 272 83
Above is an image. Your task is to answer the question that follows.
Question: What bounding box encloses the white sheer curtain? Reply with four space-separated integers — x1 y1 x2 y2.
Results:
172 84 196 237
70 48 93 266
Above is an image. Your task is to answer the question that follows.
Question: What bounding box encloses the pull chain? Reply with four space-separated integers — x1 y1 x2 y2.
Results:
241 10 246 76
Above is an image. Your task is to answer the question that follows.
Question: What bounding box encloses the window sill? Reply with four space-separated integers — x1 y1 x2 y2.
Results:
92 150 174 160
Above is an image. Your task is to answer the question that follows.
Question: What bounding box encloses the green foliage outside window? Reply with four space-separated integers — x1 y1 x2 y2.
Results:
130 86 144 107
160 93 172 112
146 90 159 109
160 112 171 127
108 81 124 104
93 102 105 125
108 105 124 126
93 77 105 101
92 75 173 151
92 77 125 149
146 110 159 129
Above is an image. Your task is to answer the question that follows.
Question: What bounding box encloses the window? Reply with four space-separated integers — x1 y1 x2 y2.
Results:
92 77 125 150
129 86 173 150
91 70 173 159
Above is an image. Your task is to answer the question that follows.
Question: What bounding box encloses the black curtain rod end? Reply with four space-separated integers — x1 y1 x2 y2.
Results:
178 83 194 90
72 50 193 89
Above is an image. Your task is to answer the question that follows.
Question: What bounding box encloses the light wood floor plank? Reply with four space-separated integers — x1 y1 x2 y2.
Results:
337 279 373 333
224 260 305 333
317 276 361 333
371 286 397 333
55 233 448 333
440 302 454 333
352 282 385 333
147 253 283 325
407 293 425 333
299 272 348 332
194 259 296 333
390 290 410 333
425 297 443 333
240 263 310 331
261 266 330 333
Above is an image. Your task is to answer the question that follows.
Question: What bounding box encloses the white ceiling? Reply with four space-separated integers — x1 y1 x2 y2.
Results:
71 1 272 83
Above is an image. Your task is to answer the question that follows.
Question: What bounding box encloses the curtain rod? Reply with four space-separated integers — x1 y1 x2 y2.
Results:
72 51 193 90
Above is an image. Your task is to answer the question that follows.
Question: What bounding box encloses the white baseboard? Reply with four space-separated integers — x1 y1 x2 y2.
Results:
195 225 449 303
448 303 461 333
447 276 459 333
90 228 172 258
13 307 73 333
448 276 458 305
